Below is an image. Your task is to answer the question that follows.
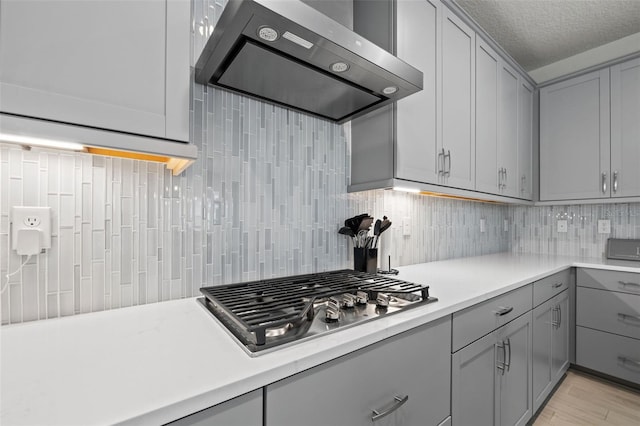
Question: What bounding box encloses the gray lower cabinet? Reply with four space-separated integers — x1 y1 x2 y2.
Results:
532 290 569 413
451 312 533 426
576 268 640 385
167 389 262 426
266 317 451 426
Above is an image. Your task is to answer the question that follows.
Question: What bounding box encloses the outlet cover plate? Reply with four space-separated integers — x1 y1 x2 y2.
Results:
598 219 611 234
557 220 568 233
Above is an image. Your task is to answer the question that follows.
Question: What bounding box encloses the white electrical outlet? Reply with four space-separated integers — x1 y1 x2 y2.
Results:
480 218 486 233
557 220 568 233
598 219 611 234
402 217 411 237
11 206 52 255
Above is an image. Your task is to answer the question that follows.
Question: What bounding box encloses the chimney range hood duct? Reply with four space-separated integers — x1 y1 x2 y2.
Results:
195 0 423 123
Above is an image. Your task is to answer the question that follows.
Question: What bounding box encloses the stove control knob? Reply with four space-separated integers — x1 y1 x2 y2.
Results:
326 296 341 322
356 291 368 305
376 293 390 308
342 293 356 308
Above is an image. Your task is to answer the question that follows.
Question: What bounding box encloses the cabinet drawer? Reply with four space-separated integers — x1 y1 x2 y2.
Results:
576 326 640 385
533 269 571 307
577 287 640 340
266 317 451 426
578 268 640 295
453 284 532 352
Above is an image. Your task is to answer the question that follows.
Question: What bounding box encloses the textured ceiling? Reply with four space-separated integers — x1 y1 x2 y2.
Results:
455 0 640 71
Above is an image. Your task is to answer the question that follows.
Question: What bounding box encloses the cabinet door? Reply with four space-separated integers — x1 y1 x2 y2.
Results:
498 62 520 198
396 0 440 184
551 291 570 382
451 330 499 426
0 0 185 141
518 81 534 200
539 69 610 201
167 390 262 426
532 299 553 414
611 57 640 198
441 9 475 190
266 318 451 426
475 39 499 194
498 312 532 426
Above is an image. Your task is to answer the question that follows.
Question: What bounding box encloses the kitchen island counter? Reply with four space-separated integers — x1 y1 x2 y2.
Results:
2 253 638 425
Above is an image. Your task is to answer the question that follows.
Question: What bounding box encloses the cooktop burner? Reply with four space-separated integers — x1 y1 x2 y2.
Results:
198 270 437 355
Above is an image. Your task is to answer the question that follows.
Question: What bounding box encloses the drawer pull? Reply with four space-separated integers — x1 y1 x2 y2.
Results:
494 306 514 316
504 338 512 372
552 282 563 288
618 313 640 324
618 356 640 368
618 280 640 291
371 395 409 421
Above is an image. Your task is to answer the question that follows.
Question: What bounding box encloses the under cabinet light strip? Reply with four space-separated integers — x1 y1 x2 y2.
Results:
0 133 85 151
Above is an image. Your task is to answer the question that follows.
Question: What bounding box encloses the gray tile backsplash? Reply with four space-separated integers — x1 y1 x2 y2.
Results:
510 203 640 258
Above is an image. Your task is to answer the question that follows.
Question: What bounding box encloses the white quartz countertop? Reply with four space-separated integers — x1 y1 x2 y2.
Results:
3 253 640 425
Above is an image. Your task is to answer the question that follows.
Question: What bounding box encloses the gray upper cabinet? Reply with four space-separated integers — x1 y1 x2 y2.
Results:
441 8 476 191
167 390 262 426
518 81 534 200
0 0 190 142
395 0 440 185
498 62 520 198
475 39 500 195
610 57 640 198
540 69 611 201
266 317 452 426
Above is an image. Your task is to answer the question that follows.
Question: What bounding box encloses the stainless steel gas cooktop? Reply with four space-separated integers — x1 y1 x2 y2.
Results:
198 270 437 356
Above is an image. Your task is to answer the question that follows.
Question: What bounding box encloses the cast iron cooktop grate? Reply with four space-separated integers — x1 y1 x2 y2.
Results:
200 269 430 347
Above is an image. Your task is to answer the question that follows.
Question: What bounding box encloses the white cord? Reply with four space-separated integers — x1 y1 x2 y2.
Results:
1 254 32 294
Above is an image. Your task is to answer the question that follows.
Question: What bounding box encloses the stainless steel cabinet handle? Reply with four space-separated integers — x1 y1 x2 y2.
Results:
521 175 525 193
618 356 640 368
552 306 559 328
498 168 502 189
371 395 409 421
613 171 619 193
558 304 562 328
602 172 607 194
504 338 511 372
618 280 640 291
552 282 563 288
444 150 451 177
496 341 506 375
494 306 514 316
438 149 445 176
504 168 508 186
618 313 640 324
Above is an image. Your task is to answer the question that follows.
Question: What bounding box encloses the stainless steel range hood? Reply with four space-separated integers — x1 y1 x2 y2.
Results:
194 0 423 123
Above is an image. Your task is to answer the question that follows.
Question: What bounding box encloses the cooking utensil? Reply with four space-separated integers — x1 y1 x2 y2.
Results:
338 226 355 238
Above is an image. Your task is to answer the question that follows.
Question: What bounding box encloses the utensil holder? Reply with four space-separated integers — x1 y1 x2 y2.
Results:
354 248 378 273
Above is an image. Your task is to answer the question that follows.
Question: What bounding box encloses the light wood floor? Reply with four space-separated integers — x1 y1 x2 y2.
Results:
533 369 640 425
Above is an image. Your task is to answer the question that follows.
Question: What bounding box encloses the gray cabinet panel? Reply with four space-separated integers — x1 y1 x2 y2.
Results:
451 330 499 426
577 268 640 295
441 8 475 190
475 39 500 194
266 317 451 426
518 81 534 200
611 57 640 198
576 326 640 385
168 390 262 426
498 63 520 198
577 286 640 340
498 313 533 426
539 69 610 201
0 0 188 141
452 284 532 352
396 0 439 184
533 269 571 307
